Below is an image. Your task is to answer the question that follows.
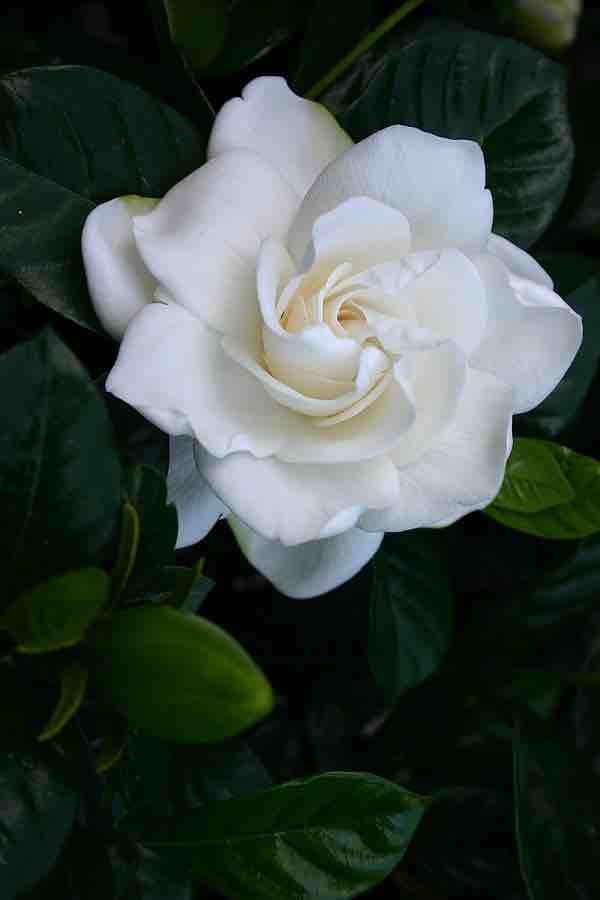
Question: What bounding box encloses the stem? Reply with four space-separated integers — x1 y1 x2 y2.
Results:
305 0 427 100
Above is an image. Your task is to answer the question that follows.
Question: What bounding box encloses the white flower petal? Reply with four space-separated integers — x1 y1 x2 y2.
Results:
223 336 389 417
304 196 411 272
208 77 352 198
106 301 300 458
197 446 398 545
82 196 157 339
487 233 553 288
288 125 492 264
229 518 384 599
359 367 514 532
389 340 467 467
401 249 488 355
470 253 583 413
167 436 227 549
276 365 416 464
132 150 299 346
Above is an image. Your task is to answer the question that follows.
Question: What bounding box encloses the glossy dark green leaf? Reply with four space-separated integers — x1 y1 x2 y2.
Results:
205 0 302 77
163 0 228 69
323 18 573 248
1 568 109 652
0 748 78 899
485 442 600 539
523 534 600 627
519 255 600 439
492 438 575 514
123 465 178 599
143 772 426 899
38 662 88 741
292 0 373 95
514 717 600 900
369 533 454 704
0 329 121 604
0 66 206 330
88 605 273 743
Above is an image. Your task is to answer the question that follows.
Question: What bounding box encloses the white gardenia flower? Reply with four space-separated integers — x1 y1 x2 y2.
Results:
82 78 582 598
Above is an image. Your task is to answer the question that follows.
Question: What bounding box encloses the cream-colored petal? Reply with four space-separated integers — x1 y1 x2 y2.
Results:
229 518 384 599
106 301 300 458
388 340 467 468
303 196 411 272
288 125 492 263
359 367 514 532
208 77 352 198
470 253 583 413
197 446 398 546
167 436 227 548
223 337 389 416
132 150 299 346
276 363 416 464
82 196 157 339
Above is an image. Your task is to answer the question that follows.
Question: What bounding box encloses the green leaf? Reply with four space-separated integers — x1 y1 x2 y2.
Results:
323 18 573 248
38 662 88 741
291 0 373 95
0 748 78 900
123 465 178 599
522 534 600 627
520 255 600 439
205 0 302 77
111 502 140 601
143 772 427 899
87 605 274 743
0 66 206 331
0 329 121 604
163 0 228 69
1 568 110 652
492 438 575 513
485 441 600 539
369 533 454 704
513 717 600 900
176 739 273 804
167 560 214 614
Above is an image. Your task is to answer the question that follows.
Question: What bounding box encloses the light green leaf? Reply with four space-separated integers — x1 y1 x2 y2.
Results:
1 568 110 653
143 772 427 899
492 438 575 513
38 661 88 741
485 441 600 539
111 502 140 601
323 18 573 248
87 606 273 743
369 533 454 704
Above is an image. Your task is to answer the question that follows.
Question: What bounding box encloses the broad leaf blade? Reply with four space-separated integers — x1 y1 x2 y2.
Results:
514 717 600 900
144 772 426 900
324 18 573 248
492 438 575 513
0 329 121 604
0 66 206 330
369 533 454 704
485 442 600 539
88 605 273 743
2 568 109 652
0 749 78 899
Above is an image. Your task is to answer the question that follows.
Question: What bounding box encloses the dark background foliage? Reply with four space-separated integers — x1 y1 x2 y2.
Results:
2 2 600 899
